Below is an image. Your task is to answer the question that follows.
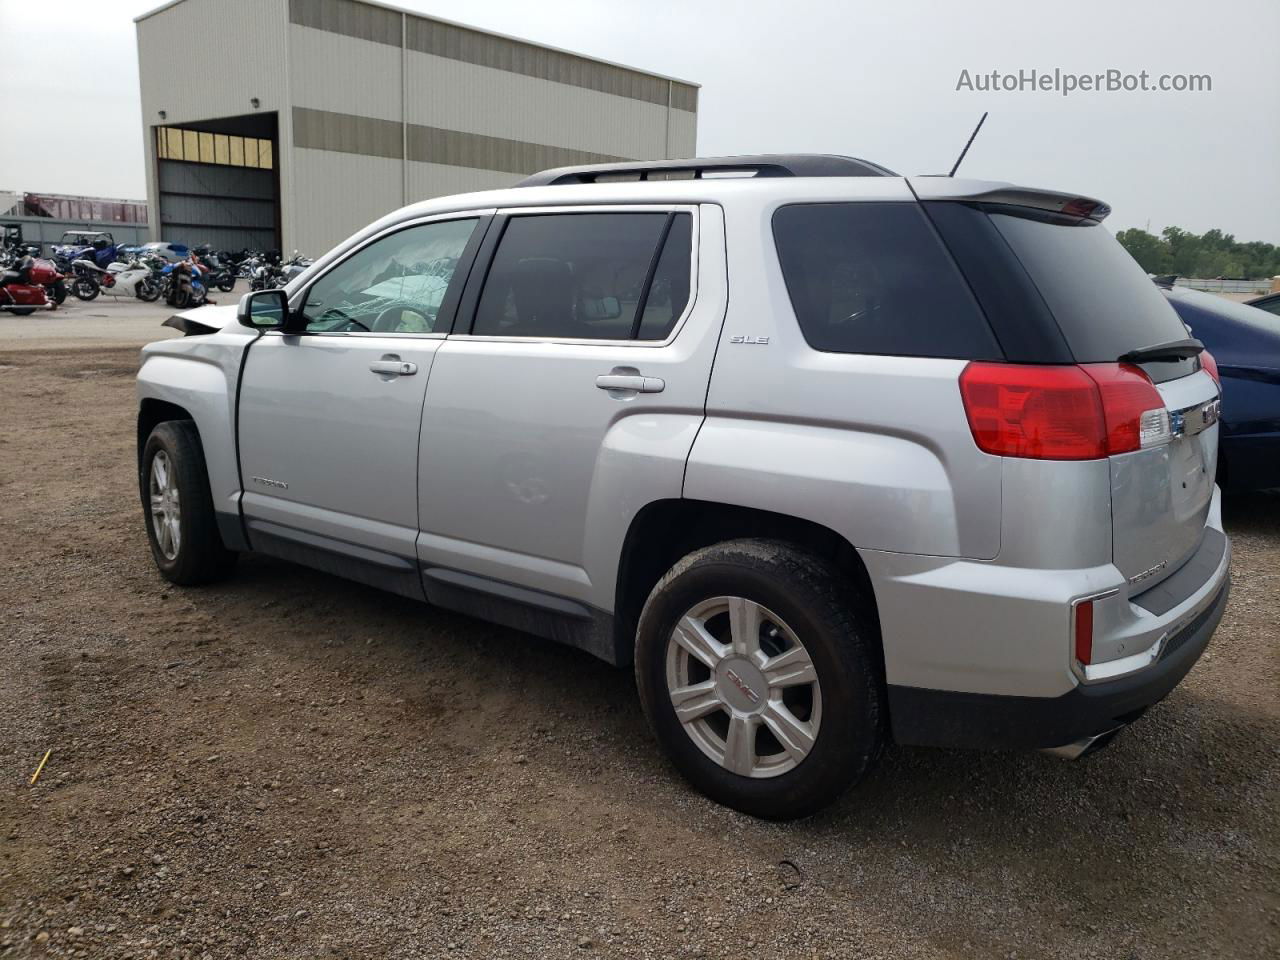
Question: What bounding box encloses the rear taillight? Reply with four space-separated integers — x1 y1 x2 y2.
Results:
1074 599 1094 665
959 362 1169 460
1199 349 1221 388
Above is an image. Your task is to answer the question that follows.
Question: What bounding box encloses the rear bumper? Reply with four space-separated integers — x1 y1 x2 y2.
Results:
887 577 1229 750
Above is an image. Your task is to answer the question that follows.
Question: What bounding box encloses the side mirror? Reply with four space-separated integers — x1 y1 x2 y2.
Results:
238 288 289 330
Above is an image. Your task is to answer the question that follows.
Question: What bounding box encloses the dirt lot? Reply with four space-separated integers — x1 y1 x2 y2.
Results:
1 328 1277 959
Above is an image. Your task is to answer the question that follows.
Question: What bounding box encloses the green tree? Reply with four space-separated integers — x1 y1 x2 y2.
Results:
1115 226 1280 279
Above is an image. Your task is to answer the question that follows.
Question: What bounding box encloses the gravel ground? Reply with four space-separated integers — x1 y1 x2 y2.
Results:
0 337 1277 959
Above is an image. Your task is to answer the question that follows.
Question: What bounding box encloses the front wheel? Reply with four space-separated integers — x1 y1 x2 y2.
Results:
140 420 237 585
72 278 99 301
635 539 885 820
216 275 235 292
136 278 161 302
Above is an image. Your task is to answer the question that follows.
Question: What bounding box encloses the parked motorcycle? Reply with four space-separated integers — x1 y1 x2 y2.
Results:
69 259 114 301
193 247 237 292
102 257 162 301
161 259 208 308
0 256 59 314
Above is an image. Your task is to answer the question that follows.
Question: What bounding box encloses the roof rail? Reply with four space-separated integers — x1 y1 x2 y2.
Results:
516 154 897 187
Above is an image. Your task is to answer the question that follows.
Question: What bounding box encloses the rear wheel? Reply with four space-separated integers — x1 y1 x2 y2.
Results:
72 278 98 301
635 539 885 820
47 281 67 305
140 420 236 585
217 275 235 292
5 307 36 316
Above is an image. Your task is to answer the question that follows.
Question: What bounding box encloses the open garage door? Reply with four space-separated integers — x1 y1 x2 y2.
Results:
153 113 280 252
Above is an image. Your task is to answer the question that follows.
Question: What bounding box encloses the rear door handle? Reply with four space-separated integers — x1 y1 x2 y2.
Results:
370 359 417 376
595 374 664 393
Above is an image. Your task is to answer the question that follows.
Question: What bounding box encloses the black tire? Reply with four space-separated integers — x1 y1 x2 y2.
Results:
72 278 99 301
217 275 235 292
140 420 237 585
47 280 67 305
136 278 161 302
634 539 885 820
6 307 36 316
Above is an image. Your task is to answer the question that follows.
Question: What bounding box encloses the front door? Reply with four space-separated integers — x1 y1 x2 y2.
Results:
237 214 483 594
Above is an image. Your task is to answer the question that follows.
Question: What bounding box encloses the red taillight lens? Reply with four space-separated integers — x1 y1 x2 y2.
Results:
1080 362 1170 454
1074 599 1094 665
959 362 1169 460
1199 349 1221 387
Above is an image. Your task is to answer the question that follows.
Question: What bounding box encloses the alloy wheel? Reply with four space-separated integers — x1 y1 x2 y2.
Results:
149 450 182 561
665 596 822 778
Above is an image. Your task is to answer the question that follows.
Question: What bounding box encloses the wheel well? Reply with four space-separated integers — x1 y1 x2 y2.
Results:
137 399 194 470
614 499 881 664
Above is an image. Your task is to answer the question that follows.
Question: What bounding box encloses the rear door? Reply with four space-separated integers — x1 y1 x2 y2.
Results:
416 205 721 607
972 206 1220 586
237 214 484 594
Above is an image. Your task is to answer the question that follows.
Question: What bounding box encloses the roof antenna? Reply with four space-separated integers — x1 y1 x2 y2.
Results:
948 112 988 177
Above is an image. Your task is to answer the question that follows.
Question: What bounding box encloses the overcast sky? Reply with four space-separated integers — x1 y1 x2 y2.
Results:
1 0 1277 239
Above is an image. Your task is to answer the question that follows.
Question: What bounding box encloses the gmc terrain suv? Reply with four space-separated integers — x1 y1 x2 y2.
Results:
137 155 1230 819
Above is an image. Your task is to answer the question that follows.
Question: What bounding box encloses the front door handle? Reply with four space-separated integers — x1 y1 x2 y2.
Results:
370 359 417 376
596 374 664 394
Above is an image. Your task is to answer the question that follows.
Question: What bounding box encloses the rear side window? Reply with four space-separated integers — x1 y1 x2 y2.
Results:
772 202 1000 358
988 213 1191 363
472 212 692 340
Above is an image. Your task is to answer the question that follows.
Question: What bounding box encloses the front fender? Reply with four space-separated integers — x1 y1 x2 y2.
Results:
137 329 251 516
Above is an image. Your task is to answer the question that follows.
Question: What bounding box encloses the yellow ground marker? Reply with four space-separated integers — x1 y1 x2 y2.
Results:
29 749 51 786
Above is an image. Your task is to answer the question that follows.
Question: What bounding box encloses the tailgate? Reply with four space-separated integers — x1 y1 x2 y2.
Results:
1110 370 1220 589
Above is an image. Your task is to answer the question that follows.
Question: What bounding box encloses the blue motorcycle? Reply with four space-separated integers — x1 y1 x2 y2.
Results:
160 259 208 308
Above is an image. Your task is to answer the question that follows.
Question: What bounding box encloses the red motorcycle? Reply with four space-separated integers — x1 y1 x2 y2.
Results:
1 256 60 315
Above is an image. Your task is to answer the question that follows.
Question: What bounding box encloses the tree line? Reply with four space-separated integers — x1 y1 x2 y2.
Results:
1115 226 1280 279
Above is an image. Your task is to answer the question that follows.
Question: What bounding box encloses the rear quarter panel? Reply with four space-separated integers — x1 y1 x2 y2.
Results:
685 188 1001 560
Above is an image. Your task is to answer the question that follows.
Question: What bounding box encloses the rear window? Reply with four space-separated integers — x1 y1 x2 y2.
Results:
989 212 1190 362
772 202 1000 359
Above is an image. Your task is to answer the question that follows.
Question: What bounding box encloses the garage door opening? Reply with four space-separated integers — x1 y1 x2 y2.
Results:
153 112 280 253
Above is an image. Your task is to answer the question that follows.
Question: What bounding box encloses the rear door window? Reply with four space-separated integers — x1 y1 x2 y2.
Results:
472 212 692 341
771 202 1000 358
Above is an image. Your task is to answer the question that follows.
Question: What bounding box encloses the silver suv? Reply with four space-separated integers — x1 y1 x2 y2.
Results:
137 155 1230 819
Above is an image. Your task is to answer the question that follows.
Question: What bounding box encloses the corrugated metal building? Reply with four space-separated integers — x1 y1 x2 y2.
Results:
135 0 698 255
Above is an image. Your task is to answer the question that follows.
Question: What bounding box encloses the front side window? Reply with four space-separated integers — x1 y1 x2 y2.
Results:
472 211 692 340
300 218 478 334
772 202 999 358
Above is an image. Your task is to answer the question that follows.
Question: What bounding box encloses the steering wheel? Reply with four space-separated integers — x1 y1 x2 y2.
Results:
372 303 433 333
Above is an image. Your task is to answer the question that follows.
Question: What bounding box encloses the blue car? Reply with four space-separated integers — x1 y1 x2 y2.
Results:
1161 285 1280 492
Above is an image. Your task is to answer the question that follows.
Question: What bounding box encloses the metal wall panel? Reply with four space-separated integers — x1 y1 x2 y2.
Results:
404 50 673 160
288 0 400 46
406 15 697 112
406 124 620 175
405 162 515 204
289 24 403 123
293 107 404 159
291 148 404 253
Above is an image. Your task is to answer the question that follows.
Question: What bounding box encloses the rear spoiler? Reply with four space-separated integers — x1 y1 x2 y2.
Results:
908 178 1111 221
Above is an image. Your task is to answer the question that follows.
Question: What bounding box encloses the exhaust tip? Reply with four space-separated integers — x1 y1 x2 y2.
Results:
1041 727 1123 760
